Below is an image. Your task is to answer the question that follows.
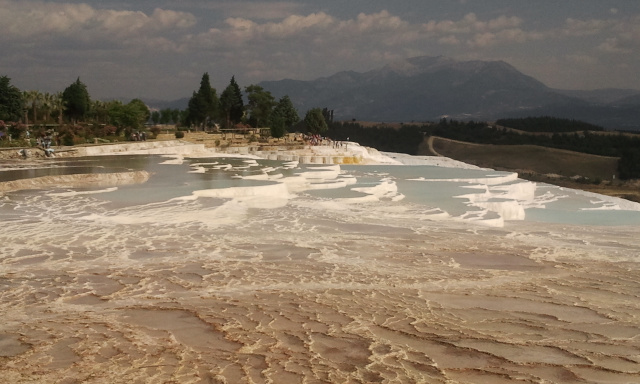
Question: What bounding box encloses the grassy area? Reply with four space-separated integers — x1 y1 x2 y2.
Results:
422 136 640 203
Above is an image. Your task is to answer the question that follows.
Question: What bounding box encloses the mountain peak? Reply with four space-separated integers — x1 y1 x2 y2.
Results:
378 55 454 76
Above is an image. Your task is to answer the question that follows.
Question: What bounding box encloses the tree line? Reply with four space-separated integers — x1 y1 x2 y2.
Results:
182 73 334 138
181 73 304 138
0 73 322 146
1 76 154 146
495 116 605 133
326 118 640 180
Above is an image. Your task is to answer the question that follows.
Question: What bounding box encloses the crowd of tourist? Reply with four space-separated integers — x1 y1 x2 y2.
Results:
129 131 147 141
303 133 350 149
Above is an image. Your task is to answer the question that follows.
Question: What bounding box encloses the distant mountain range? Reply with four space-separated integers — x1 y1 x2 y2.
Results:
258 56 640 131
145 56 640 131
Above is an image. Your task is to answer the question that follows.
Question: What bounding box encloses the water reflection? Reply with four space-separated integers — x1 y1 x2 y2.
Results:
0 155 153 182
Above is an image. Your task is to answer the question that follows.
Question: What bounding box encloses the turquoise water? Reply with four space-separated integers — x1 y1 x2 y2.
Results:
2 154 639 227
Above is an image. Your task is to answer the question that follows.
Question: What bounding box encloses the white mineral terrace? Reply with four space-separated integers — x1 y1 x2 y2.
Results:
1 139 639 383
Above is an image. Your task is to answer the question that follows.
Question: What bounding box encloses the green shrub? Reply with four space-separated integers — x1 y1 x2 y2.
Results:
61 133 75 146
175 131 185 139
150 126 161 138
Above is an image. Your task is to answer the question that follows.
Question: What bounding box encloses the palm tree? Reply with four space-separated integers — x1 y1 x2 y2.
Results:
51 92 66 126
27 90 43 124
91 100 109 124
21 91 31 126
41 92 54 124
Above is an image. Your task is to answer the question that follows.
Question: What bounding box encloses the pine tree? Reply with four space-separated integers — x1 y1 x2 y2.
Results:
186 73 219 130
219 76 244 128
270 95 299 137
245 85 275 128
273 96 299 128
0 76 23 122
62 77 91 123
304 108 328 134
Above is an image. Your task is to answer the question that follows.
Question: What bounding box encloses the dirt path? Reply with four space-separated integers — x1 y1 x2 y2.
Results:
426 136 442 157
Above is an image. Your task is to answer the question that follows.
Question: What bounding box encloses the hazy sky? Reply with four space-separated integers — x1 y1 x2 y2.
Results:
2 0 639 100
